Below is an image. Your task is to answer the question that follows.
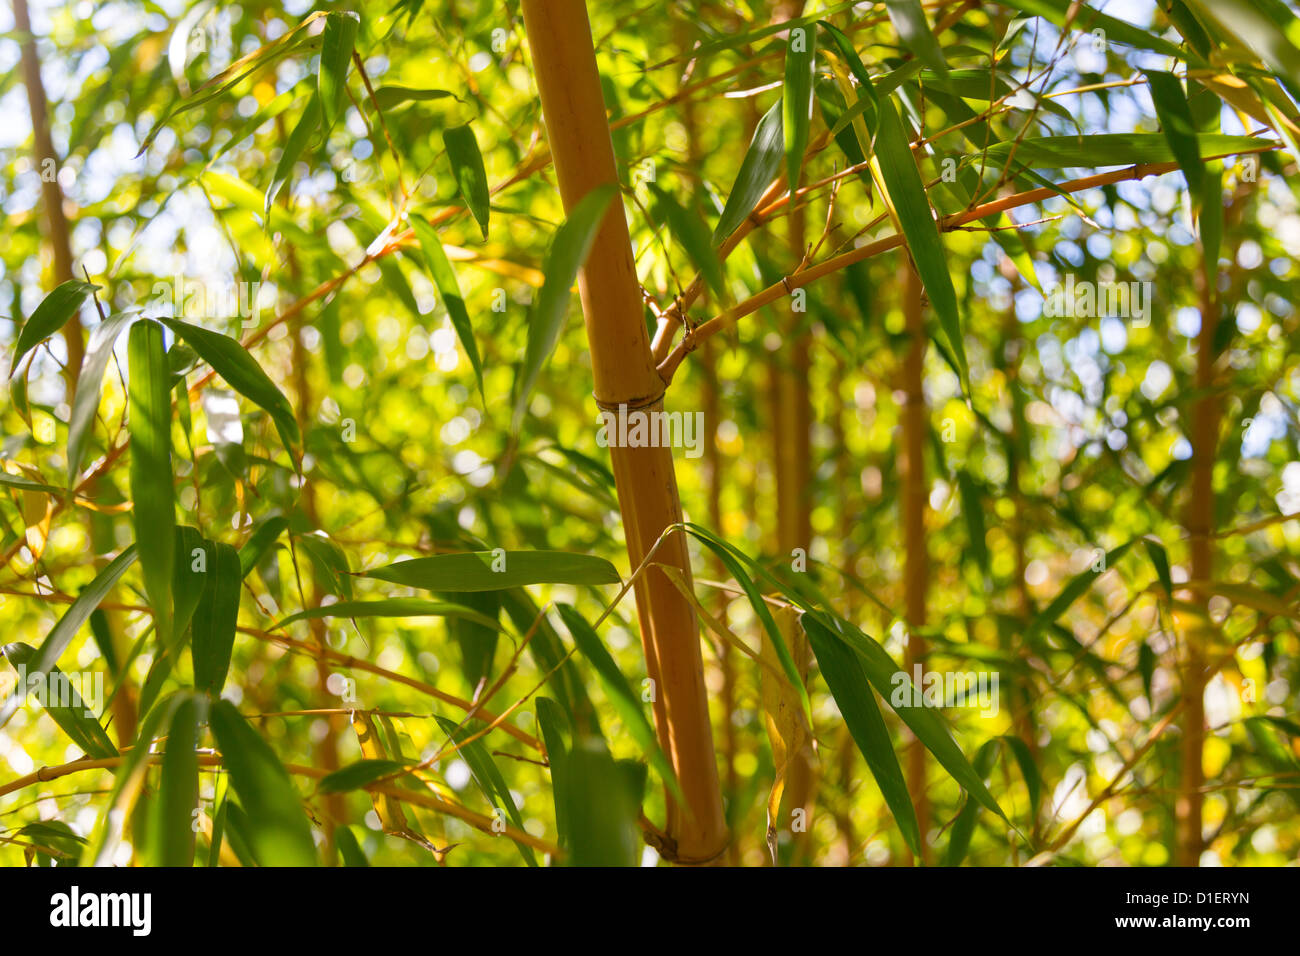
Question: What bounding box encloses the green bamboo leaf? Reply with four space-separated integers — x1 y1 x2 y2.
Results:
66 311 135 483
802 619 921 855
295 533 353 599
885 0 949 77
410 216 484 402
506 591 598 731
443 124 491 239
556 604 682 804
875 94 967 388
318 11 359 135
714 98 783 244
150 694 206 866
1184 0 1300 91
208 699 317 866
17 821 85 865
318 758 409 793
957 470 989 575
128 319 175 648
783 22 816 190
240 515 288 577
819 20 876 94
980 133 1272 170
136 15 324 155
191 541 241 695
649 184 726 302
1027 540 1137 641
1000 0 1194 61
1 643 116 759
1144 70 1205 210
535 696 572 847
172 528 210 640
0 545 136 730
1200 167 1224 272
10 280 97 376
682 524 809 719
0 473 63 494
677 1 854 65
560 737 641 867
1144 538 1174 598
160 318 300 454
371 86 456 110
435 716 537 865
138 528 212 717
266 96 320 216
944 738 998 865
362 550 617 592
90 691 186 865
273 598 502 630
512 184 614 432
334 825 370 866
803 612 1008 821
1000 734 1042 819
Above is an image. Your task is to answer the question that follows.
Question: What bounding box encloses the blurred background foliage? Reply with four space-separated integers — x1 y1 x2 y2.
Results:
1 0 1299 867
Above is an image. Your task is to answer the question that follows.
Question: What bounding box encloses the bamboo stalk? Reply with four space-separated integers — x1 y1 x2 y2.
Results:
13 0 84 387
521 0 727 865
1176 250 1219 867
901 259 930 865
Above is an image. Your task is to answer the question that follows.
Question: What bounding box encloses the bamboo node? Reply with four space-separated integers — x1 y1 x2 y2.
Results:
593 389 665 412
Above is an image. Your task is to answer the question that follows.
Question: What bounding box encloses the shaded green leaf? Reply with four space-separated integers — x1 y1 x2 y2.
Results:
410 216 484 402
208 698 316 866
512 184 615 432
443 124 491 239
362 549 619 592
128 320 175 648
714 98 783 244
10 280 96 376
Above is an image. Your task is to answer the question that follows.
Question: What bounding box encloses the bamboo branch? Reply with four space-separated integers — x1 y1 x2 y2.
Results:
655 152 1275 384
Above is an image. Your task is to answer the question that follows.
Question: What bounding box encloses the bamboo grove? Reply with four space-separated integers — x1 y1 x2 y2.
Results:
1 0 1299 868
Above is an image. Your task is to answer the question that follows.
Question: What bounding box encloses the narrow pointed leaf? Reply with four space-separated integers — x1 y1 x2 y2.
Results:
208 699 317 866
160 318 300 453
319 758 409 793
804 612 1007 821
318 11 359 135
361 550 619 592
151 694 205 866
266 96 320 215
714 98 783 244
885 0 949 77
191 541 241 695
10 280 97 376
556 604 682 803
273 598 502 630
875 95 967 388
1144 70 1205 209
803 619 921 855
128 319 175 648
0 546 136 730
67 311 135 483
443 124 491 239
512 184 614 432
1 643 116 759
435 716 537 865
783 23 816 190
410 217 484 402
